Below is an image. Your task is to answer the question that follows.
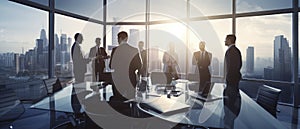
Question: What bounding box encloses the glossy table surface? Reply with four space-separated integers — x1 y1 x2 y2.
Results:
31 82 113 113
137 82 286 129
31 81 286 129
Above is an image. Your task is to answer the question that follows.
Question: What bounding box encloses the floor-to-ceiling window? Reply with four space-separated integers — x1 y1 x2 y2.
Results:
0 0 49 101
7 0 300 106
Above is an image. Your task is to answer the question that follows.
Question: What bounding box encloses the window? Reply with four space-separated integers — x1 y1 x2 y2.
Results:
190 0 232 17
106 25 145 48
28 0 48 6
55 0 103 20
149 23 187 74
55 14 103 77
237 14 292 104
237 0 291 13
237 14 292 81
0 0 48 101
150 0 187 21
188 19 231 75
107 0 145 22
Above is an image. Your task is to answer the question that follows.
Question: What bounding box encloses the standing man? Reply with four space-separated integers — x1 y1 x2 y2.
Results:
224 34 242 96
109 31 142 100
138 41 148 77
89 37 108 81
192 41 212 93
163 43 179 79
71 33 91 83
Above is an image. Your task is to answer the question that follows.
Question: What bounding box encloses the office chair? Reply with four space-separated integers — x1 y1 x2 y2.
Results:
256 85 281 118
43 77 62 96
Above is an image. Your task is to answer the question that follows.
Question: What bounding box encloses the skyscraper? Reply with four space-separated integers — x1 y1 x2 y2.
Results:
67 37 72 53
40 29 48 49
129 29 139 46
246 46 254 74
212 57 220 76
19 54 25 72
149 47 162 71
112 17 120 46
14 54 20 74
264 67 273 80
273 35 292 81
36 39 43 55
60 34 67 51
36 39 43 66
55 34 61 64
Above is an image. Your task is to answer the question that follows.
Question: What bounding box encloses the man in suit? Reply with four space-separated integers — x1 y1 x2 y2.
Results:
109 31 142 100
192 41 212 93
71 33 91 83
138 41 148 77
224 34 242 96
163 43 179 79
89 37 108 82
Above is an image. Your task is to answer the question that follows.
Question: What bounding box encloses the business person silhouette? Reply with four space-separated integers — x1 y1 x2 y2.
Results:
192 41 212 93
71 33 91 83
138 41 148 77
224 34 242 97
89 37 108 82
109 31 142 100
163 43 179 79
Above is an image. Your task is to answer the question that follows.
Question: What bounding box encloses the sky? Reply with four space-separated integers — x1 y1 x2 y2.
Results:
0 0 294 63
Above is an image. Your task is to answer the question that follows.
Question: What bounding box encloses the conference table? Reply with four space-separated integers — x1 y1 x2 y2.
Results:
31 81 286 129
31 82 113 113
137 82 286 129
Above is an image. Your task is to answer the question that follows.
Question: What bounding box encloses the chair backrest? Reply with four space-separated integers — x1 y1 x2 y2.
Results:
43 77 62 95
150 72 172 85
256 85 281 117
0 87 25 122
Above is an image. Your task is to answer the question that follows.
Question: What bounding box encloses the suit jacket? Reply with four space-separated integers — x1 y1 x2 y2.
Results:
192 51 212 71
225 45 242 85
162 51 178 73
109 43 142 99
139 49 148 77
71 42 90 82
89 46 107 70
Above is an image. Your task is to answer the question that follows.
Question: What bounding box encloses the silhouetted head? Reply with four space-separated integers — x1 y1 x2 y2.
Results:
199 41 206 51
95 37 101 47
74 33 83 44
117 31 128 44
138 41 144 50
225 34 236 46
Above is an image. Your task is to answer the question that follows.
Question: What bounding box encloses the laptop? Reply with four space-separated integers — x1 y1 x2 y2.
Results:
141 96 190 115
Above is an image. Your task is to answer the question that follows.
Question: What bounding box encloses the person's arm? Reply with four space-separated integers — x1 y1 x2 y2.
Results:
109 48 116 69
208 52 212 66
101 47 109 59
88 47 93 58
226 48 242 82
135 49 143 73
